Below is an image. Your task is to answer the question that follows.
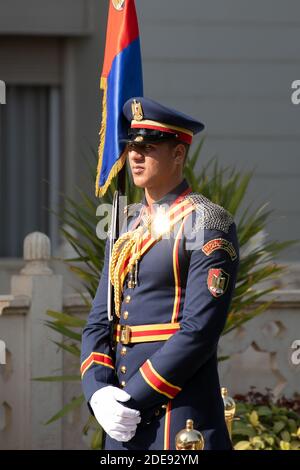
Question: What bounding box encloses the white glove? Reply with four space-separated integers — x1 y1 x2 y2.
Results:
90 385 141 442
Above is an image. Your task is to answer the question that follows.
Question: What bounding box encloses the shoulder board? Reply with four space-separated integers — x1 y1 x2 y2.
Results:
183 192 234 233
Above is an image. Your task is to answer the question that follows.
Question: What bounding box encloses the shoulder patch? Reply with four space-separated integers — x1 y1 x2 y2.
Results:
183 192 234 233
207 268 230 297
202 238 237 261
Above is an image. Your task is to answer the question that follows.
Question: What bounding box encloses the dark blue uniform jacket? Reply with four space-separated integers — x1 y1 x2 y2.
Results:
81 178 239 450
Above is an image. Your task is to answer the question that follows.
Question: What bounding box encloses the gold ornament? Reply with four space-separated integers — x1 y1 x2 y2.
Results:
221 387 236 440
175 419 204 450
112 0 125 11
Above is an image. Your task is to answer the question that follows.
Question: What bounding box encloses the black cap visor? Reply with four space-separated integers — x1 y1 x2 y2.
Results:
120 127 180 144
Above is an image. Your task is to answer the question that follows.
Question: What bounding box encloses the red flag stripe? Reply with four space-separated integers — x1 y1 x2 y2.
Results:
101 0 140 79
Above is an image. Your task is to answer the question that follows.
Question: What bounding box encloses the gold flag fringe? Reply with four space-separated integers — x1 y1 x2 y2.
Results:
95 77 127 198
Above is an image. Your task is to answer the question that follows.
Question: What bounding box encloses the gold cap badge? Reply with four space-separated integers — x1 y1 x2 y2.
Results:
131 99 144 121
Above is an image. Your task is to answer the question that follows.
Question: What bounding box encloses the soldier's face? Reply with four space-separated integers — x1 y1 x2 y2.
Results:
127 141 179 189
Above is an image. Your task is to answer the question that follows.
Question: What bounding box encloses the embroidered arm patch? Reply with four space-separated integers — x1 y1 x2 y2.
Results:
202 238 237 261
207 268 230 297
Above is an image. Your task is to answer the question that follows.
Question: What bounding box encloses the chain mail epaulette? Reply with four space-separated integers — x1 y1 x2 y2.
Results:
183 192 234 234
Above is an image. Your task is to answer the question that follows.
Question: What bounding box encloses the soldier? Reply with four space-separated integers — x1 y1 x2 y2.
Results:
80 97 239 450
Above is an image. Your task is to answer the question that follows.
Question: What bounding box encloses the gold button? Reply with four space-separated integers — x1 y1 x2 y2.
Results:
121 365 127 374
125 295 131 303
123 311 129 320
121 346 127 356
154 409 160 416
121 381 126 387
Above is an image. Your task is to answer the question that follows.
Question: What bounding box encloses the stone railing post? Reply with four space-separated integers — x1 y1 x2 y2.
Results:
10 232 63 449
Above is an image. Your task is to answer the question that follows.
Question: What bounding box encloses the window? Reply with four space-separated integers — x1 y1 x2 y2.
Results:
0 85 61 257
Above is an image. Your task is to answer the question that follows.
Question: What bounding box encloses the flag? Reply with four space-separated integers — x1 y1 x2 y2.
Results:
96 0 143 197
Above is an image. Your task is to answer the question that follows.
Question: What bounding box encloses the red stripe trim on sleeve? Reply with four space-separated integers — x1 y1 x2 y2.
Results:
80 352 114 378
139 360 181 399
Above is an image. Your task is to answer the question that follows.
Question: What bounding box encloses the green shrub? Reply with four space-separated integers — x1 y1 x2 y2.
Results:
233 390 300 450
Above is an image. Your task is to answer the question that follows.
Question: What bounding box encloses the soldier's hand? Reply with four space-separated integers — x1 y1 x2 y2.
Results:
90 385 141 442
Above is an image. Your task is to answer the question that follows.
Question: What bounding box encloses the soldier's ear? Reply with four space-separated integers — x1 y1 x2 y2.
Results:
173 143 186 165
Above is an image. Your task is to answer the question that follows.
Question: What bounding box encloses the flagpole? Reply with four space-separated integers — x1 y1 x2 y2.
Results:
107 162 126 330
99 0 143 331
118 160 127 197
